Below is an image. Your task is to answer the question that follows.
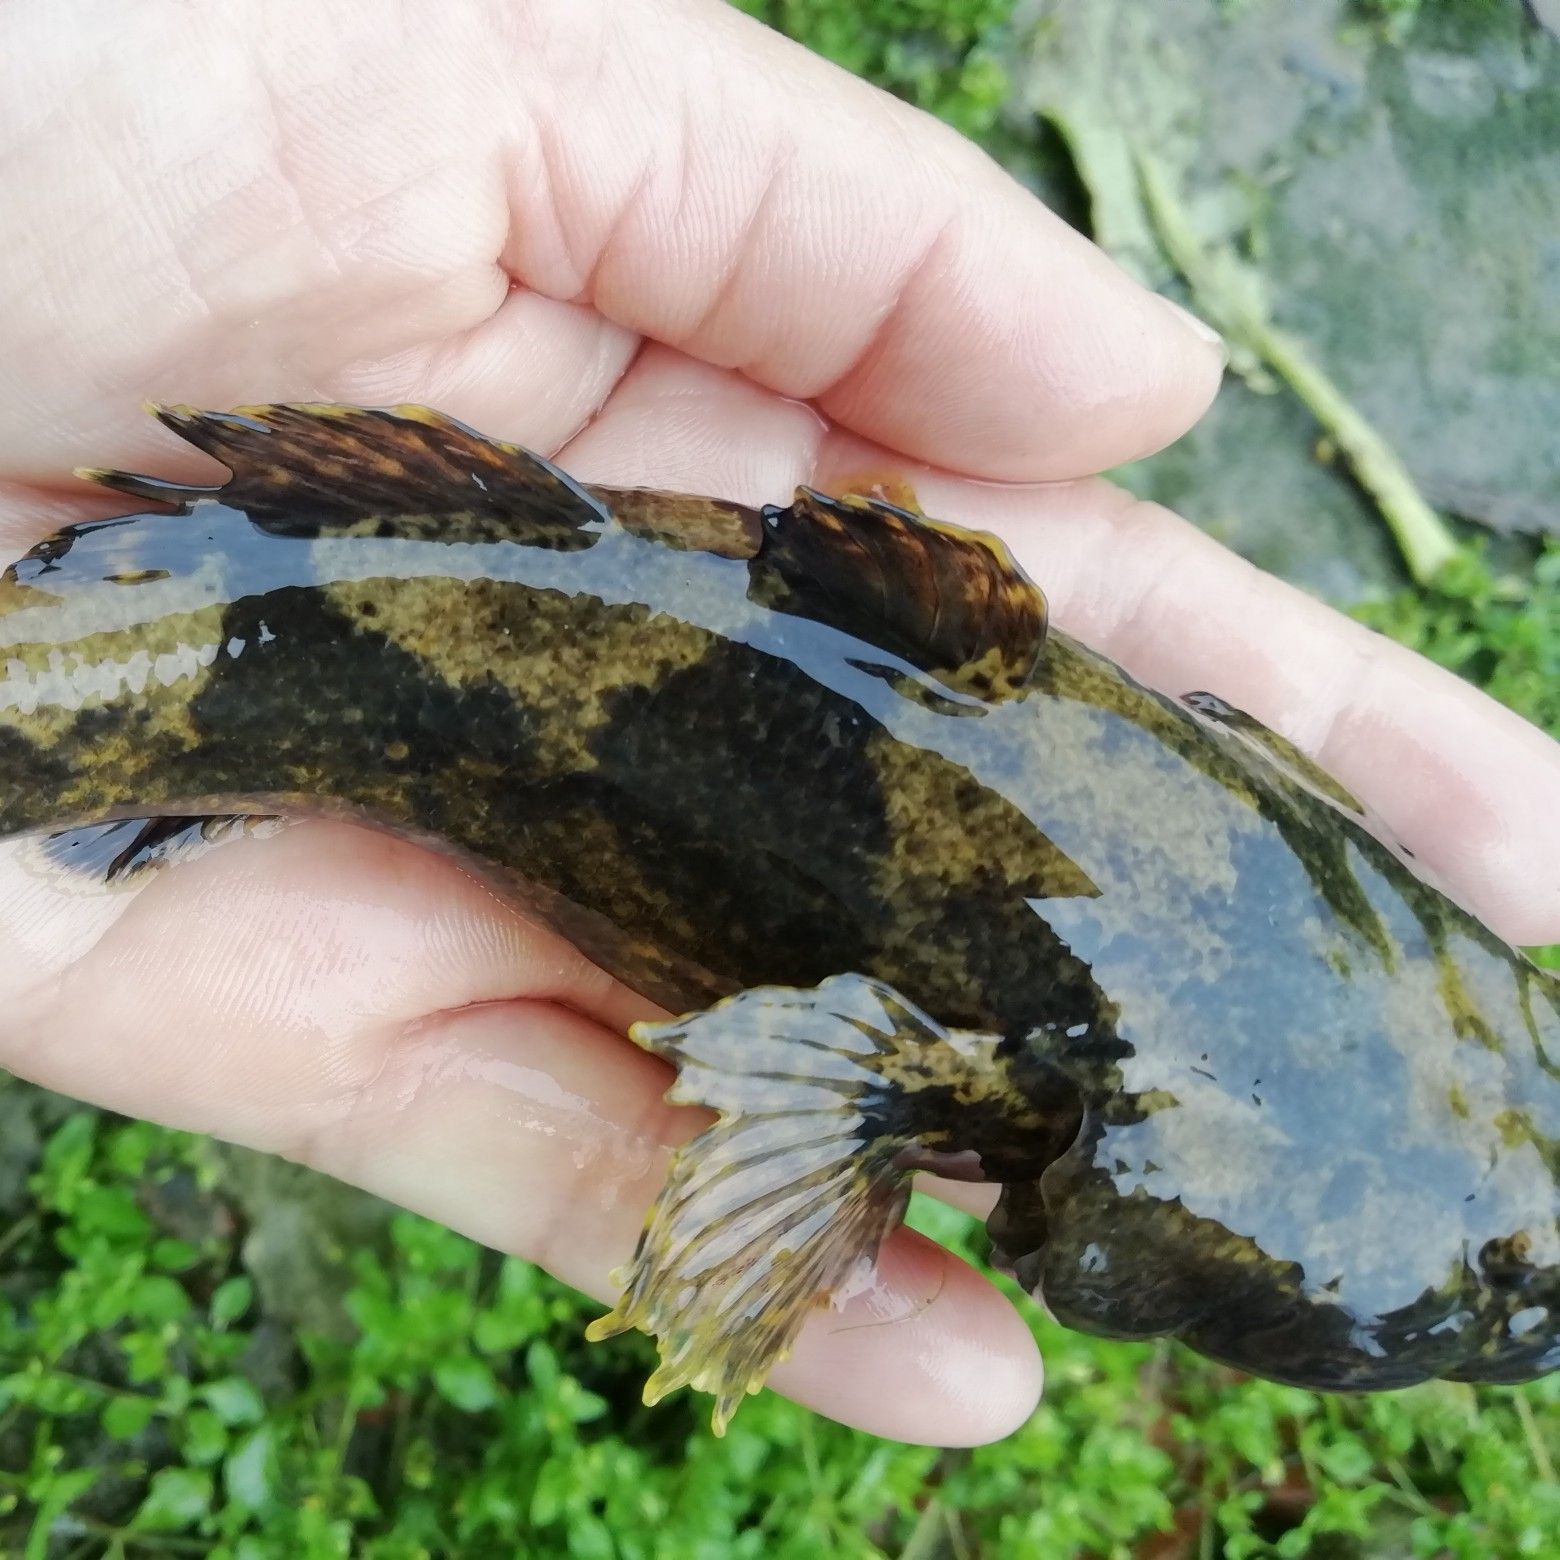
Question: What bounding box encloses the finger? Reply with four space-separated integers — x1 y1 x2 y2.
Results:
0 822 650 1124
0 0 1218 490
0 479 135 559
920 1179 1002 1220
553 350 1560 947
807 437 1560 947
0 821 1040 1445
329 291 640 457
500 0 1223 478
556 343 824 500
312 997 1040 1446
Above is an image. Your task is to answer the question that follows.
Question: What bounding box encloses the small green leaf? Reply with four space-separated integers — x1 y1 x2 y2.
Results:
433 1354 500 1413
210 1275 254 1329
121 1329 171 1382
130 1273 192 1324
567 1512 615 1560
1316 1434 1376 1485
564 1383 608 1424
223 1426 278 1512
531 1458 569 1526
36 1113 97 1208
151 1237 201 1272
102 1393 159 1439
134 1466 213 1532
403 1435 437 1491
525 1340 560 1393
199 1376 264 1426
181 1406 230 1466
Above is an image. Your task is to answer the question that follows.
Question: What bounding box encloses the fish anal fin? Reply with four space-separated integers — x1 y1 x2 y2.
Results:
755 486 1048 703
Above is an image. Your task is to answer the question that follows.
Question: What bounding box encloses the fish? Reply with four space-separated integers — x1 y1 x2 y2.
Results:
2 402 1556 1433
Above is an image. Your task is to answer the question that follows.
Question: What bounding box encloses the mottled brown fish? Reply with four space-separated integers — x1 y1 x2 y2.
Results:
2 404 1556 1432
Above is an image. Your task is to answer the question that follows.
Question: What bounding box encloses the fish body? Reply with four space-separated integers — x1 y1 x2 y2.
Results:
2 404 1556 1424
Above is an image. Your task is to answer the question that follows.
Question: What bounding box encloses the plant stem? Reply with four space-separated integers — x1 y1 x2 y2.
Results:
67 1517 213 1555
0 1213 40 1265
1513 1392 1555 1484
1136 151 1459 586
900 1497 954 1560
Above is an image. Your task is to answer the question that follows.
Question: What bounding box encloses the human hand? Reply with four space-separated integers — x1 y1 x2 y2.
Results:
2 0 1555 1447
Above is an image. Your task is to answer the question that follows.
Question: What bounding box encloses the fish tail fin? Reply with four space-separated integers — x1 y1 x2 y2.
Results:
587 973 1033 1433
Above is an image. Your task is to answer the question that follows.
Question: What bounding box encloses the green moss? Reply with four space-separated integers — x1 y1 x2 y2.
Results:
1353 542 1559 743
729 0 1017 135
4 1115 1556 1556
0 1111 949 1557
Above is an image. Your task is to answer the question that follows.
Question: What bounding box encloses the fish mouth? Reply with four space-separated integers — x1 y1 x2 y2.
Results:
1179 1274 1560 1392
978 1091 1560 1391
987 1160 1560 1390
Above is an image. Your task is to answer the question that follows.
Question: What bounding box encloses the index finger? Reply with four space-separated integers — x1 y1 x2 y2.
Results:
506 0 1226 478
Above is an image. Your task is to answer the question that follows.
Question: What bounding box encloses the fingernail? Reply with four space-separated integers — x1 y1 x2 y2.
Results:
1158 295 1229 368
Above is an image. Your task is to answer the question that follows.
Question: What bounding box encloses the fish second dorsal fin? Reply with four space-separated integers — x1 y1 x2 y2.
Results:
78 403 611 540
754 487 1048 702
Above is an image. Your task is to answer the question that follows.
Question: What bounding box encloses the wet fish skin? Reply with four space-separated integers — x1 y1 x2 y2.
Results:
1 403 1554 1419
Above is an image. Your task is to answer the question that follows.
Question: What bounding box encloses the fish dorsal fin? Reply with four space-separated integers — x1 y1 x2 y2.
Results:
755 486 1048 702
591 485 763 559
78 403 611 541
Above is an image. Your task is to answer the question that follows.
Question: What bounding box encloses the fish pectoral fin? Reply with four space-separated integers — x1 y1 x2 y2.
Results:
754 487 1048 703
85 403 612 540
587 973 1012 1433
28 814 281 891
